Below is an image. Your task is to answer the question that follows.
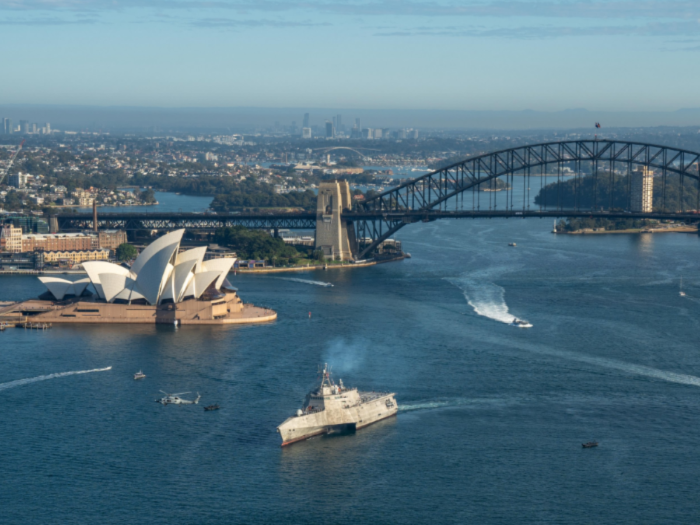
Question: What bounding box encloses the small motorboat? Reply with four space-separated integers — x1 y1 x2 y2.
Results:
134 370 146 380
204 404 221 411
508 242 517 247
582 441 599 448
509 318 533 328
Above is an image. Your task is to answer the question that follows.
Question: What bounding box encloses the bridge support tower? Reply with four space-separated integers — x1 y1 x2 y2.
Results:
315 180 356 261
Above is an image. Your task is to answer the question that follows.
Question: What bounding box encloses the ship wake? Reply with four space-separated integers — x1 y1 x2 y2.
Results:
446 274 514 324
400 397 515 413
0 367 112 392
276 277 333 287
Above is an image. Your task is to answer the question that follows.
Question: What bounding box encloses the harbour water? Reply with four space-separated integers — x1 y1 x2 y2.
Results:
2 193 700 523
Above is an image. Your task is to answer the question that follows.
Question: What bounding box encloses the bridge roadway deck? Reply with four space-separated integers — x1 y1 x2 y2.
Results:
344 210 700 222
55 210 700 231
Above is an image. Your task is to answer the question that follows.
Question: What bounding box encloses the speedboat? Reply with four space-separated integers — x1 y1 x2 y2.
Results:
509 318 533 328
582 441 599 448
134 370 146 380
204 404 221 411
508 243 517 247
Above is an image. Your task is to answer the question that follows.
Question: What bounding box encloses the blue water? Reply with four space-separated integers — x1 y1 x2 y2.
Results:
2 204 700 523
76 191 213 214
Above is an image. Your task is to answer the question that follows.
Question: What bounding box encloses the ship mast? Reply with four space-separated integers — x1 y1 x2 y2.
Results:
319 363 333 388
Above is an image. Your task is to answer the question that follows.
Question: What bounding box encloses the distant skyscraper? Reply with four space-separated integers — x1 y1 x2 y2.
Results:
20 120 29 134
44 123 51 134
631 166 654 213
336 114 342 131
1 118 8 134
325 121 335 138
31 123 37 133
302 127 312 139
412 129 419 139
332 117 337 130
374 128 383 139
303 113 310 128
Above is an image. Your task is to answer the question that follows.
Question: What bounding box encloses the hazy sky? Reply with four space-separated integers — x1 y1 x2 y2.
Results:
2 1 699 111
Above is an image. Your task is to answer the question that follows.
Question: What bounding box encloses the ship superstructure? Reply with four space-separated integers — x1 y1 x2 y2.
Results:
277 364 398 446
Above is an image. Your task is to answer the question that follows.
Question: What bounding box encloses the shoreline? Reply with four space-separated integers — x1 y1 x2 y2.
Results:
234 254 408 274
558 227 698 235
0 254 408 276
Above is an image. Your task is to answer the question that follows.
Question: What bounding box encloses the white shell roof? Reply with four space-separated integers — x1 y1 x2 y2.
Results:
134 242 180 305
82 261 131 300
38 277 74 301
38 277 93 301
40 230 239 306
192 270 222 299
172 259 198 303
175 246 207 274
202 258 236 290
130 230 184 276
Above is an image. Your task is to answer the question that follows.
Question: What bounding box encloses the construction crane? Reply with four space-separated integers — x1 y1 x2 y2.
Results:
0 140 25 186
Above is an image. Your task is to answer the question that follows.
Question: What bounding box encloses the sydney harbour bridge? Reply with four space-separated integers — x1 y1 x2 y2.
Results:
55 140 700 259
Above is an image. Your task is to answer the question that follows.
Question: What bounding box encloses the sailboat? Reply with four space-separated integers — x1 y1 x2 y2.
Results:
680 277 686 297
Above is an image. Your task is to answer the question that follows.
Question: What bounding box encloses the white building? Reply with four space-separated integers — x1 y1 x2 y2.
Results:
38 229 236 305
631 166 654 213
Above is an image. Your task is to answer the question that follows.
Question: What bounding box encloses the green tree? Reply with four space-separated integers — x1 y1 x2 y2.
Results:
214 226 302 263
116 243 138 262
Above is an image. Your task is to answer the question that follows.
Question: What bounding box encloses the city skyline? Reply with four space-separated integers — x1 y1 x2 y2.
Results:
1 1 700 111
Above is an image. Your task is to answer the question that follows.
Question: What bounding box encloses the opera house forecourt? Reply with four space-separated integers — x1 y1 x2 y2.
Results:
1 229 276 325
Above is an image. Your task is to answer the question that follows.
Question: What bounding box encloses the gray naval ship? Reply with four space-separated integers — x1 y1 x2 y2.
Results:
277 364 398 446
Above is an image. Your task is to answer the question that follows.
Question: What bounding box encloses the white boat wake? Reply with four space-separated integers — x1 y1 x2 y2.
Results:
446 275 516 325
0 367 112 392
276 277 333 287
400 397 516 413
539 349 700 389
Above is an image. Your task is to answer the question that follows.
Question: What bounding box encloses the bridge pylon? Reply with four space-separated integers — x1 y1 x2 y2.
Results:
315 180 356 261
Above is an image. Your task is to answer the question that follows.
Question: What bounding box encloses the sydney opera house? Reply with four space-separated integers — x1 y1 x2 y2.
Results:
1 230 276 325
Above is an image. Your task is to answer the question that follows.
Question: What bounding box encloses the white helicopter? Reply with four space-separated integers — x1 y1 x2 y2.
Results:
156 391 201 406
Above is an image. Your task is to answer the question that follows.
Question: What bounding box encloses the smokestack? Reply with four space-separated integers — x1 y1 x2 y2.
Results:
92 200 98 233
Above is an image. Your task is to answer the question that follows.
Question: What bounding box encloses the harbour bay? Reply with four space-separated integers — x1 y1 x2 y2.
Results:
2 193 700 524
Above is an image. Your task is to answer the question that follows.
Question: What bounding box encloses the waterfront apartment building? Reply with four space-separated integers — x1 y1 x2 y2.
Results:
22 233 99 253
42 249 110 265
1 225 23 252
631 166 654 213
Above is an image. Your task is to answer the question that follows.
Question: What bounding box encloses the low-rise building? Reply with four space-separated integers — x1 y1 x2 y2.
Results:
43 249 110 265
22 233 99 252
98 230 128 250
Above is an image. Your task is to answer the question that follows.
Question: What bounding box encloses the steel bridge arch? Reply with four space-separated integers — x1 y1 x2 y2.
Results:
313 146 378 158
352 140 700 258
